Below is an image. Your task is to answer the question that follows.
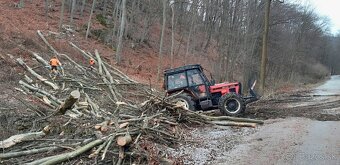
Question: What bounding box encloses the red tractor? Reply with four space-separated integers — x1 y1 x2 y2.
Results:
163 64 259 116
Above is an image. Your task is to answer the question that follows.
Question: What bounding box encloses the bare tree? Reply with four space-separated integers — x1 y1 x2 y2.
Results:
115 0 127 63
44 0 50 17
170 1 175 68
86 0 96 40
70 0 76 25
260 0 271 94
59 0 66 31
157 0 167 81
80 0 86 16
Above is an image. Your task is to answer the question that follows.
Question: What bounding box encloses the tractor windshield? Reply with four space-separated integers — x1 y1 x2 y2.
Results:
166 68 206 91
167 72 188 90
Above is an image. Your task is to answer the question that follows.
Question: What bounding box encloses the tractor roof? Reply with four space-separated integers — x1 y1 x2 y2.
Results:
164 64 203 76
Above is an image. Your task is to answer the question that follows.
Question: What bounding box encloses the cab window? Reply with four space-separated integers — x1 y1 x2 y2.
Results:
187 69 204 86
167 72 187 90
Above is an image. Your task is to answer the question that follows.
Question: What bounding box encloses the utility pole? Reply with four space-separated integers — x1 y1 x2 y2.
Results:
260 0 284 94
260 0 271 94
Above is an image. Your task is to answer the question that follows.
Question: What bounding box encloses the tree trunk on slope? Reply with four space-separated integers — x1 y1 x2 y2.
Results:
170 2 175 68
70 0 76 25
80 0 86 16
44 0 49 17
115 0 127 64
260 0 271 94
86 0 96 40
59 0 66 31
157 0 167 81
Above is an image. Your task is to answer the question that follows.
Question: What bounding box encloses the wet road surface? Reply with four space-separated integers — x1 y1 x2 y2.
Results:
215 76 340 165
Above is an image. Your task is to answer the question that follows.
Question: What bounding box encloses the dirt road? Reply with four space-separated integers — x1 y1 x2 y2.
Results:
215 76 340 165
171 76 340 165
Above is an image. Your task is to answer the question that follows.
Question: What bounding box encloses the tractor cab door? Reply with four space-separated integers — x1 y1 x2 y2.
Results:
187 69 209 99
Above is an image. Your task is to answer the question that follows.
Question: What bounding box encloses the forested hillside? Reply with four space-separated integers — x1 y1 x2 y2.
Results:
1 0 339 91
1 1 340 164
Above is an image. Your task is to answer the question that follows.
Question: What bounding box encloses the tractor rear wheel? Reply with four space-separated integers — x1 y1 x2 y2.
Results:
172 93 196 111
218 93 245 116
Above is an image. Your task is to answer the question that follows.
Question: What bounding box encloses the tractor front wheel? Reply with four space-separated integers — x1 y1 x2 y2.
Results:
172 93 196 111
218 93 245 116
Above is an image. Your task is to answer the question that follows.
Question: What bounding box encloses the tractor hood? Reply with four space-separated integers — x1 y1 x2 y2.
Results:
209 82 241 94
210 82 240 89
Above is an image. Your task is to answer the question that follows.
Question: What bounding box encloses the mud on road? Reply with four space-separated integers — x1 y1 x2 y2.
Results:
167 78 340 164
246 92 340 121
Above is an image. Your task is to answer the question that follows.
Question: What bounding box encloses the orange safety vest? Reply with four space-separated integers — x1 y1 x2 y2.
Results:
89 59 95 65
198 85 206 93
50 58 60 66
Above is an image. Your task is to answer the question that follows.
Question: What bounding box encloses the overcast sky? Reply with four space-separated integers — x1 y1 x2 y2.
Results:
289 0 340 35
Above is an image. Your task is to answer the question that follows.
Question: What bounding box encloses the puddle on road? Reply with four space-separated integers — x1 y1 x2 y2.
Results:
313 75 340 96
288 75 340 108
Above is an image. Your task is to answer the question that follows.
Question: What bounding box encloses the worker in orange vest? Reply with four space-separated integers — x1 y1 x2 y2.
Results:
89 58 95 70
49 56 62 73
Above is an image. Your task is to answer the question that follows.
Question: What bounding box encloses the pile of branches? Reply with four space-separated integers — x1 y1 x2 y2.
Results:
0 30 263 164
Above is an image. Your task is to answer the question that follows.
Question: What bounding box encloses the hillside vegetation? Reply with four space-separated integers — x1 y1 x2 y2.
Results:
1 0 339 91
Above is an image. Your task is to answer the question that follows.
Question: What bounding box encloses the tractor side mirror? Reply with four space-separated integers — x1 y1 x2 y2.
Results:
210 79 215 85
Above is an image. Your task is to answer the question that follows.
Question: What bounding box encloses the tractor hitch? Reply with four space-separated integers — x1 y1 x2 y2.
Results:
244 80 260 104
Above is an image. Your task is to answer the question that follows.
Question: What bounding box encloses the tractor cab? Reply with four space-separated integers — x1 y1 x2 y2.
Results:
165 65 211 99
164 64 258 116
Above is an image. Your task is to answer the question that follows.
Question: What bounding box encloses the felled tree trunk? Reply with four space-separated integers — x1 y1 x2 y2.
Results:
0 147 59 159
19 80 62 105
203 115 264 124
28 51 49 67
57 90 80 115
37 30 58 55
95 50 118 102
0 126 49 149
211 121 257 128
17 58 59 90
27 139 104 165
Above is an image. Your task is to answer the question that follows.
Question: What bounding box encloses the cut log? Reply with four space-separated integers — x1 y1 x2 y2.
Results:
19 80 62 105
100 126 108 132
101 54 122 99
118 122 129 129
211 121 257 128
28 51 49 67
85 93 100 115
24 74 34 83
57 90 80 115
203 115 264 124
88 139 109 158
117 134 132 146
27 139 104 165
0 130 48 149
94 125 101 130
160 158 175 165
94 49 103 75
0 146 59 159
17 58 59 90
95 50 118 102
